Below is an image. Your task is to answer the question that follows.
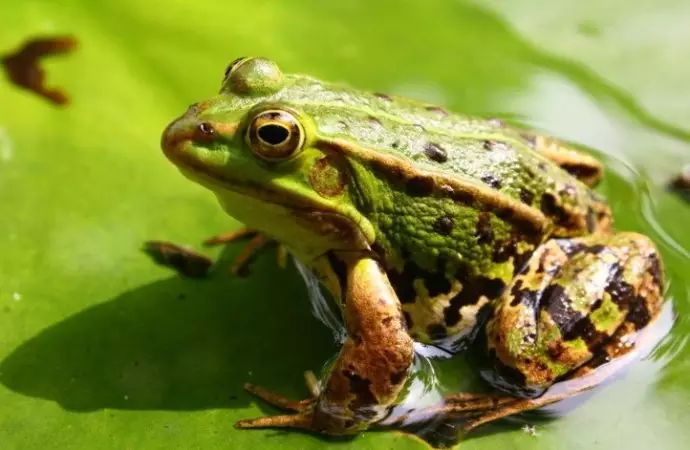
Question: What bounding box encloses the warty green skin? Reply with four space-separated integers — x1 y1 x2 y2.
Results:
161 57 664 436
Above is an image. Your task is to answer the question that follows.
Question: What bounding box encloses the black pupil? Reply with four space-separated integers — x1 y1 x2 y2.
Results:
258 124 290 145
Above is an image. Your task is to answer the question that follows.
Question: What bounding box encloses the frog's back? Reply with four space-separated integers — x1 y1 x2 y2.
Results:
273 75 611 344
275 75 609 237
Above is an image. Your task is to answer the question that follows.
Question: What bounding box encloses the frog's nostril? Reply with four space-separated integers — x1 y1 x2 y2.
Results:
198 122 215 136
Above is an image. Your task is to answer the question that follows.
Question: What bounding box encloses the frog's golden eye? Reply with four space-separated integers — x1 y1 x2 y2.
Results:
246 110 304 161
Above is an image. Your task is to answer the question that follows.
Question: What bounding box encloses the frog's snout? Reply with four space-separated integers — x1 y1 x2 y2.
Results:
161 105 217 161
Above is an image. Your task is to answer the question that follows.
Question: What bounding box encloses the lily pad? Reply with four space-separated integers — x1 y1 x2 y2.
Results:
1 1 689 449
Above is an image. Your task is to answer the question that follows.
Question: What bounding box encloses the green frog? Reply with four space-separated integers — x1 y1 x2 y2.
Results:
161 57 664 440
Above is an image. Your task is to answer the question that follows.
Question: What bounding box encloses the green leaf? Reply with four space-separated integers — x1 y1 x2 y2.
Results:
1 1 689 449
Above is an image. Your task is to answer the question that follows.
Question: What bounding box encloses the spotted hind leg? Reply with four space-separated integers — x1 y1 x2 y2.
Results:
393 232 665 435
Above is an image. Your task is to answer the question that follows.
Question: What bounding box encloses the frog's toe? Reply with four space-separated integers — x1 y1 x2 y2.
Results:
243 382 315 412
235 411 313 430
203 227 288 275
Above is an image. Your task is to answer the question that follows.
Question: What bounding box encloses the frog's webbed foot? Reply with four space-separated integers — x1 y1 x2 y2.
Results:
204 227 288 275
235 372 319 430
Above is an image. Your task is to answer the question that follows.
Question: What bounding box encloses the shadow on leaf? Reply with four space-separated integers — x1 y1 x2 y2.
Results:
0 253 336 412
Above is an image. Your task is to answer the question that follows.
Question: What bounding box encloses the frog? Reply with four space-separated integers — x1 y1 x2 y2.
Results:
160 57 664 441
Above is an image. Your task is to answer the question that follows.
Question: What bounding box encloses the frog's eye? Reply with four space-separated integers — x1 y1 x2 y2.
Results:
246 110 304 161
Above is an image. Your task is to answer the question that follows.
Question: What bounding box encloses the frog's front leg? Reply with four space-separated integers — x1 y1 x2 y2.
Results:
236 254 415 435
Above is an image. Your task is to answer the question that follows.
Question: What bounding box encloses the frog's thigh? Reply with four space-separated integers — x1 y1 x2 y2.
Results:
486 232 663 395
314 255 414 433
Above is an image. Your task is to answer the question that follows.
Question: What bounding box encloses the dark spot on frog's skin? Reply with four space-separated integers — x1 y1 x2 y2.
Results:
444 273 506 326
481 174 502 189
391 141 401 149
540 192 572 226
567 317 609 351
389 259 452 301
541 284 585 339
327 251 348 302
425 105 449 116
406 176 435 197
627 297 651 330
509 279 539 308
342 370 377 409
538 162 548 172
519 188 535 205
561 163 601 181
427 324 448 340
476 212 494 244
433 215 454 236
381 316 394 327
424 142 448 163
483 140 496 151
367 115 383 126
374 92 393 101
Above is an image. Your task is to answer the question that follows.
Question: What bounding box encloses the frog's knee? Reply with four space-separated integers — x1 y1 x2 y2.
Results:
483 232 664 396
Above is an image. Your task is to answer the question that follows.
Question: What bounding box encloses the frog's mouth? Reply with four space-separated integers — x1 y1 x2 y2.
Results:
161 122 375 257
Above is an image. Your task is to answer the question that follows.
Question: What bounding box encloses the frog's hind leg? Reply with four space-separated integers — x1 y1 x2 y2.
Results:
395 232 664 435
204 227 288 274
519 131 603 187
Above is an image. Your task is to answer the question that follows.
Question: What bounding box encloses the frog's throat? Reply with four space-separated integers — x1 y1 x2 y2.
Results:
315 138 549 235
175 160 376 256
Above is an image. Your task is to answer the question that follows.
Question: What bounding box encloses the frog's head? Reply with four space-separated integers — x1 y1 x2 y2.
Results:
161 57 374 262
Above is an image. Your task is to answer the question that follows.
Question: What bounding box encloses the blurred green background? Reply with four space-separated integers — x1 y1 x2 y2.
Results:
1 0 689 449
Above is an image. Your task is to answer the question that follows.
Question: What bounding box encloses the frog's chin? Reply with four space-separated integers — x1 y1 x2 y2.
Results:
175 164 374 263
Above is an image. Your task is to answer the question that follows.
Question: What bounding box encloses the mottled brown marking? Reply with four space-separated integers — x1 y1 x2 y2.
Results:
406 175 435 197
308 155 347 197
342 370 377 409
374 92 392 101
444 272 505 326
627 297 651 329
